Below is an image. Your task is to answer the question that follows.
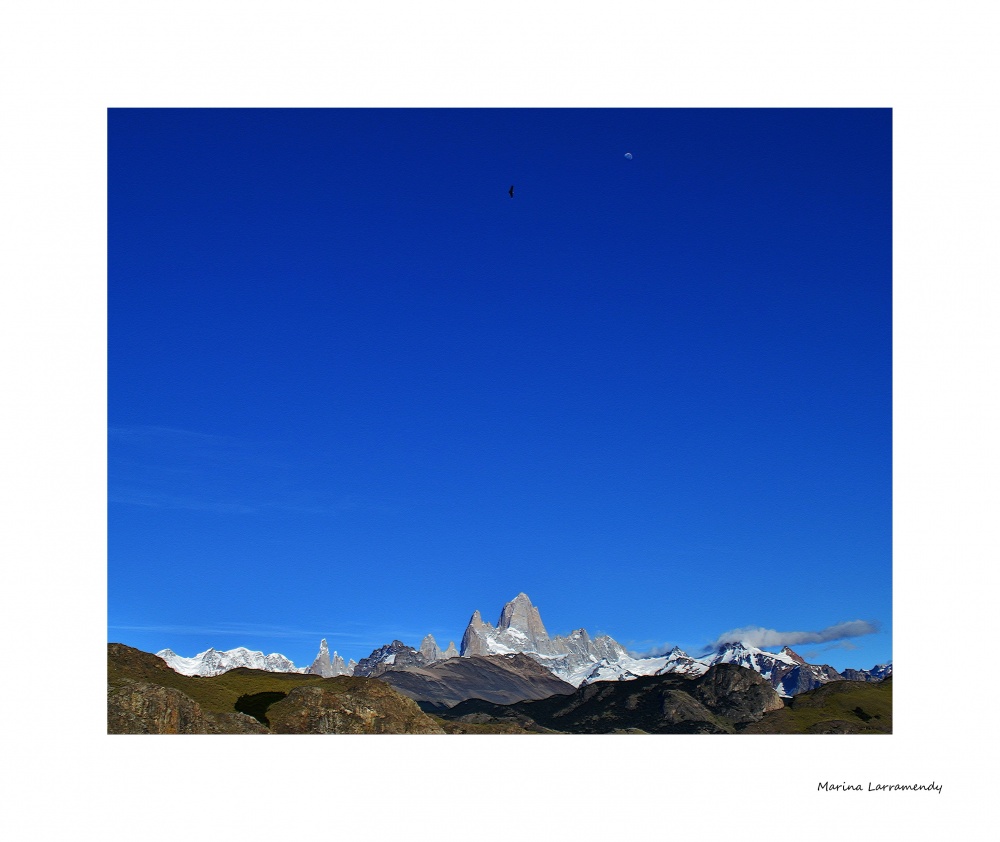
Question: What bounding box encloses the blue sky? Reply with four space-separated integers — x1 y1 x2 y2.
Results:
108 108 891 671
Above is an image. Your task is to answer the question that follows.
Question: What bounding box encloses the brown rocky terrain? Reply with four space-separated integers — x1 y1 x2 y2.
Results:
107 682 269 733
108 643 444 734
373 652 576 708
266 682 445 734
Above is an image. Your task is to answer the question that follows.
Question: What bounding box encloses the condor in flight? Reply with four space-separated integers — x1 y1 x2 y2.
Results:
508 185 514 198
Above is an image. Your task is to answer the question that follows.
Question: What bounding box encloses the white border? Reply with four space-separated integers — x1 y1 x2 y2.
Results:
3 1 996 836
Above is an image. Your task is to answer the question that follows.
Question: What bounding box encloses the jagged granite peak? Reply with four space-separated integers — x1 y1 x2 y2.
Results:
331 652 352 676
353 640 427 678
308 639 333 677
419 634 444 663
461 609 495 656
458 593 640 685
307 639 353 677
442 641 459 659
497 592 549 645
156 646 306 677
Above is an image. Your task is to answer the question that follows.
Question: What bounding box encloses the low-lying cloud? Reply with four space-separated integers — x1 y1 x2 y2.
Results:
710 619 880 651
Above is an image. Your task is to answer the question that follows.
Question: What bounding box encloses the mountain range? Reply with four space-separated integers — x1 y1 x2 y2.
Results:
109 642 891 735
154 592 891 701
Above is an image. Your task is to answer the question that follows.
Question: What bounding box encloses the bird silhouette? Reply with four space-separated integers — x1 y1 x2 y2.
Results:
508 185 514 198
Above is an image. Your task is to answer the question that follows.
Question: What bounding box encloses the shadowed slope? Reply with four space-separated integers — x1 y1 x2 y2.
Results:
374 653 576 707
108 643 443 734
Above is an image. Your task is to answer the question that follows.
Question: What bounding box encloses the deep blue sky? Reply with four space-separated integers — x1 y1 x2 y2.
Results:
108 108 891 671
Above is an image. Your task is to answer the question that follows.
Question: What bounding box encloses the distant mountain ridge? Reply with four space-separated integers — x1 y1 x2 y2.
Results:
157 646 306 677
152 592 890 698
455 593 886 697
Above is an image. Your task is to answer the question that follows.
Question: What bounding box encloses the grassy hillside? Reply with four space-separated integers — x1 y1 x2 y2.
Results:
740 678 892 733
108 643 336 714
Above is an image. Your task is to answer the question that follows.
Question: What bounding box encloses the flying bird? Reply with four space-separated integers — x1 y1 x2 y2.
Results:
508 185 514 198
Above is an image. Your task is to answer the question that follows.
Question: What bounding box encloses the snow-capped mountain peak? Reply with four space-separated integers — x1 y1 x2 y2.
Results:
156 646 305 677
459 593 666 687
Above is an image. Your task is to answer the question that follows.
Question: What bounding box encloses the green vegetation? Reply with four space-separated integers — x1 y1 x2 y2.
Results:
740 678 892 734
109 643 368 716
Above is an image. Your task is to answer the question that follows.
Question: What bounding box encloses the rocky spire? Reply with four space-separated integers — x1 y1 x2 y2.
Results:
442 641 459 659
498 592 549 641
330 651 351 676
460 610 489 656
460 594 559 657
419 634 444 663
307 639 354 677
307 639 334 677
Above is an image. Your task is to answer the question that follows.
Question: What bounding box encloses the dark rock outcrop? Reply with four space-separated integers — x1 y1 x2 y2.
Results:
107 681 267 734
353 640 427 677
691 663 785 723
108 642 440 735
841 663 893 682
776 663 844 696
437 664 784 733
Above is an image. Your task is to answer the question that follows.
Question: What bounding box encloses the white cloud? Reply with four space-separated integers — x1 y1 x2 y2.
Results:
709 620 880 650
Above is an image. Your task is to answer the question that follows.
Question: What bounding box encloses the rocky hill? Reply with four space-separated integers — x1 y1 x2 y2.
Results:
373 652 576 708
108 643 443 734
435 665 892 734
437 663 785 734
740 675 892 733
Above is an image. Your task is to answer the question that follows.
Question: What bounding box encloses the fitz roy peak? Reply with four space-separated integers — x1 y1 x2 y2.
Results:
460 592 649 687
456 594 862 697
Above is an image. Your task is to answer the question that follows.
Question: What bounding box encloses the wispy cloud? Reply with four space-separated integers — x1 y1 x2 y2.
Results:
108 425 237 443
108 424 390 515
107 488 345 515
107 621 432 652
624 640 684 658
107 622 358 639
708 620 880 651
803 640 860 660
